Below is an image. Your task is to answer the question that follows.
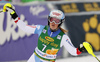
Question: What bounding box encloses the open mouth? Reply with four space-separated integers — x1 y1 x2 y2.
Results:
52 25 55 26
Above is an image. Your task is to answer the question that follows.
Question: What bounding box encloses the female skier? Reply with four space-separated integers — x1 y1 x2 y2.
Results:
4 3 85 62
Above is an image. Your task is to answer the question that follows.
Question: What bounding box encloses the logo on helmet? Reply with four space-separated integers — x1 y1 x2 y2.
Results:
53 12 61 16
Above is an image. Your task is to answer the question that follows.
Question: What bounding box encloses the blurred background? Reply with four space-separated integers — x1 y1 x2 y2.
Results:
0 0 100 62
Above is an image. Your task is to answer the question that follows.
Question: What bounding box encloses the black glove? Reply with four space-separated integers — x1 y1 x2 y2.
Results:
6 7 18 19
3 3 18 19
78 44 85 52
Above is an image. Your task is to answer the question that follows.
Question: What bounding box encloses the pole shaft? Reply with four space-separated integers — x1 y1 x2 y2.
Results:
0 11 3 13
95 57 100 62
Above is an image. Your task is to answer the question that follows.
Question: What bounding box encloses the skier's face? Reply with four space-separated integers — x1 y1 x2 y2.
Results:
50 21 59 30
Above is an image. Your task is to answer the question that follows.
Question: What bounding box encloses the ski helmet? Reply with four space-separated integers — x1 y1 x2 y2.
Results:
48 10 65 27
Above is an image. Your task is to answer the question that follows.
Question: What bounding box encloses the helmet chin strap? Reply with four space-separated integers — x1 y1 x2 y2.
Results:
50 27 59 32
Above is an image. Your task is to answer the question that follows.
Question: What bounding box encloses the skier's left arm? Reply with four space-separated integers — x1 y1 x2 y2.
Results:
60 34 85 56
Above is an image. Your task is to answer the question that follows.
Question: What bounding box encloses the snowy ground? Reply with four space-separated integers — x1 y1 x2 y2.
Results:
56 55 100 62
5 55 100 62
5 53 100 62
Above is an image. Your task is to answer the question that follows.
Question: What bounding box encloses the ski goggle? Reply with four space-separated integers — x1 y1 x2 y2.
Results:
49 17 61 24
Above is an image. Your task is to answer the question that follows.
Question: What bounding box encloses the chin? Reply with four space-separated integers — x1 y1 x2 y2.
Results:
51 28 55 30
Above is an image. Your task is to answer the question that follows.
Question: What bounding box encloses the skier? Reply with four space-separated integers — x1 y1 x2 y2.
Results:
4 3 85 62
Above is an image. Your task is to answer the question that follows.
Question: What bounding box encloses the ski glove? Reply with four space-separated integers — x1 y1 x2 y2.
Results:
3 3 18 19
78 44 85 52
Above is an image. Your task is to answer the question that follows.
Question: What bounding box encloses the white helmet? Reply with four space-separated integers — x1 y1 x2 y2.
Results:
48 10 65 26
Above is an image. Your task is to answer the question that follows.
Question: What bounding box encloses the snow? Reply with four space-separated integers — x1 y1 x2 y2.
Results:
56 55 100 62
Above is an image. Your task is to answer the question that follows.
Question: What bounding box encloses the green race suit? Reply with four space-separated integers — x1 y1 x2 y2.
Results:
34 26 64 61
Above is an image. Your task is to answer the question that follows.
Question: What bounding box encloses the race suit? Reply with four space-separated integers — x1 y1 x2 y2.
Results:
15 19 82 62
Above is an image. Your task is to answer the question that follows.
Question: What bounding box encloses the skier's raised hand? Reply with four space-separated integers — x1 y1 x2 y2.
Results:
3 3 18 19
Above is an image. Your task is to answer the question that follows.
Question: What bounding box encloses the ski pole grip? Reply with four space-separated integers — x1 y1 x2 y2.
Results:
3 3 12 12
83 42 96 57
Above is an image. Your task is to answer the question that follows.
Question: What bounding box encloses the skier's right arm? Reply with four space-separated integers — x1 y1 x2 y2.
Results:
4 3 44 34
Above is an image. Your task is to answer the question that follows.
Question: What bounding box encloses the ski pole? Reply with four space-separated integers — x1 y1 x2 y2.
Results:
0 3 12 13
83 42 100 62
95 57 100 62
0 10 3 13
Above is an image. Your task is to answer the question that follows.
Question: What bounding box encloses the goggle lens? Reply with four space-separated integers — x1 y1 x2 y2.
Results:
49 17 61 24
